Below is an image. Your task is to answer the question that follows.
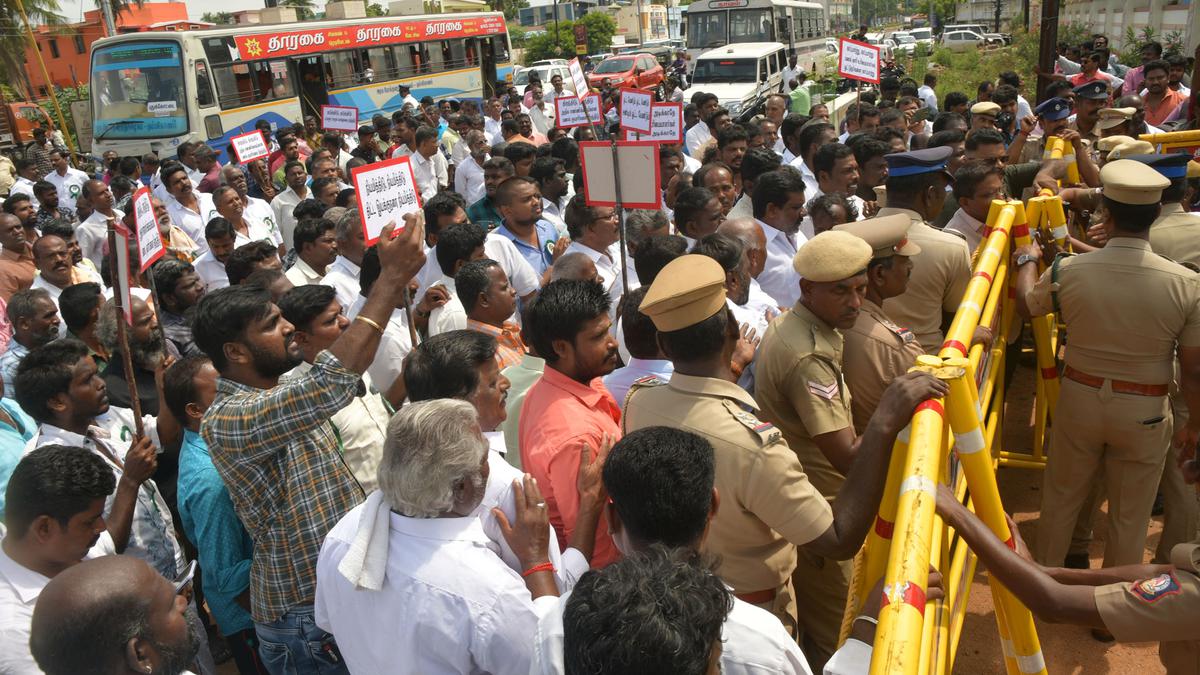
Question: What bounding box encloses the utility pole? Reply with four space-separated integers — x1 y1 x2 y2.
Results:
1035 0 1058 104
12 0 76 152
637 0 646 47
99 0 117 37
553 0 560 56
993 0 1001 32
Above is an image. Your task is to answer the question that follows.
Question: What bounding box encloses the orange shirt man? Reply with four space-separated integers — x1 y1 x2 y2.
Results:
0 214 36 302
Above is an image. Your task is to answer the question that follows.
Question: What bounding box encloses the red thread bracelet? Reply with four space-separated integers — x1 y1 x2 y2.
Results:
522 562 555 577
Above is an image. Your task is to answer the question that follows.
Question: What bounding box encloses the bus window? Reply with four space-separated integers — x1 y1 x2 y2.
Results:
687 12 726 49
730 9 772 42
324 51 358 88
777 15 792 44
491 35 509 63
388 45 416 78
426 43 446 72
213 59 295 108
444 39 468 69
195 60 215 108
92 41 188 139
367 46 398 80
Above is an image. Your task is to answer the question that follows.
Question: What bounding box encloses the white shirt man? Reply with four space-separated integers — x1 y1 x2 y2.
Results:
540 197 569 240
410 150 448 203
321 255 361 311
755 217 807 308
529 104 555 136
347 296 412 393
45 165 89 212
0 542 51 674
9 177 38 210
685 122 713 159
284 256 325 287
788 156 820 199
271 184 308 251
243 196 281 247
167 192 217 256
454 154 487 206
193 250 229 291
563 240 624 311
484 116 503 145
150 170 197 204
943 207 988 254
76 207 126 270
414 234 540 307
232 218 278 250
782 63 801 93
427 275 467 337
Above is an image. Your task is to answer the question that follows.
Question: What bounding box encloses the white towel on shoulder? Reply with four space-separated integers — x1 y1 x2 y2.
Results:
337 489 391 591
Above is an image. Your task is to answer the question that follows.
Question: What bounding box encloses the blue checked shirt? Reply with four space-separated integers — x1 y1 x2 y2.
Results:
177 429 255 636
202 350 364 623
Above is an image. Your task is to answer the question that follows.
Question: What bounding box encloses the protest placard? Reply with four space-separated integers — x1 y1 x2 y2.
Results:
568 58 590 100
322 105 360 132
838 38 881 83
555 94 601 128
578 141 661 209
230 130 270 163
130 186 165 273
351 155 422 245
112 221 134 324
619 88 653 134
649 103 683 142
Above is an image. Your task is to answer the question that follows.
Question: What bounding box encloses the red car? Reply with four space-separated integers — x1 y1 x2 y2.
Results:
587 53 665 93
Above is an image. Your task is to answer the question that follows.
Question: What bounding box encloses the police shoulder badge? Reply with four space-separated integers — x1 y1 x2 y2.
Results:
1130 572 1181 603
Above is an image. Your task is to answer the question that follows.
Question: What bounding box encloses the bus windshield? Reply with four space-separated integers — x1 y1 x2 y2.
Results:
92 41 188 140
687 8 772 49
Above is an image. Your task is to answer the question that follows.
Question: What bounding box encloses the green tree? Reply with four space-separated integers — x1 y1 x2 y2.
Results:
366 2 386 15
201 11 234 23
578 12 615 53
0 0 66 98
279 0 316 20
524 21 576 62
509 25 527 48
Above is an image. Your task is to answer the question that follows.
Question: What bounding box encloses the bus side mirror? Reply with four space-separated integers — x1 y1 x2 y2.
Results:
204 115 223 141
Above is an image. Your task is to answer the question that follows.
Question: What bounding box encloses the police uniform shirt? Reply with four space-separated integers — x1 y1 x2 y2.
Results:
1095 540 1200 674
1024 239 1200 384
1150 203 1200 267
876 207 972 352
755 302 853 500
622 373 834 594
843 299 925 435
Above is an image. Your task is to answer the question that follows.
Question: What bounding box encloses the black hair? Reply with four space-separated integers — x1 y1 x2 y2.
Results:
414 126 438 146
997 70 1021 88
161 354 213 424
1143 58 1170 79
2 193 31 213
1046 80 1073 98
603 426 715 547
992 84 1018 106
741 147 782 186
423 190 466 238
943 92 969 111
150 259 196 302
563 545 730 675
927 129 966 150
503 141 536 166
530 156 566 187
563 193 602 240
33 180 56 199
932 112 967 134
965 128 1006 151
525 279 610 364
456 258 501 314
633 235 688 286
278 283 338 334
495 175 537 207
224 240 278 286
550 137 580 171
798 122 834 159
335 189 356 208
293 217 335 252
4 444 115 538
311 176 340 198
673 187 716 236
659 306 730 363
191 285 274 371
813 143 854 178
952 161 1003 201
691 232 744 275
57 283 103 333
878 108 906 129
1103 196 1160 233
14 339 90 423
716 125 748 150
482 156 515 174
435 222 487 275
159 163 189 188
691 91 718 109
752 167 806 219
39 220 74 240
403 329 498 400
205 216 236 242
977 80 993 95
780 113 810 144
849 136 891 168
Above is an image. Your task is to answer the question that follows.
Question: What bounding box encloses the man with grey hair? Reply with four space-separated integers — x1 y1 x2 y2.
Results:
321 208 368 310
97 295 172 413
624 208 670 289
220 163 281 250
316 399 591 675
454 130 490 205
719 216 781 325
0 287 59 394
549 252 599 284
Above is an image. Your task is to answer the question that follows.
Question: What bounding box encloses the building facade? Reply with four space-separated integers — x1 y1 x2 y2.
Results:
1056 0 1199 54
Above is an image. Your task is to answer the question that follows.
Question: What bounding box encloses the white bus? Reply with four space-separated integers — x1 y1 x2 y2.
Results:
682 0 826 69
89 12 514 162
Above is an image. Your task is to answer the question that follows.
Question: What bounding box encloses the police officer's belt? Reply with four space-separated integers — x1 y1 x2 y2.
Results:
1064 366 1169 397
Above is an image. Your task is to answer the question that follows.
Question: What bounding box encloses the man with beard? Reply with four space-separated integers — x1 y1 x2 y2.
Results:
0 289 60 397
30 236 77 330
695 162 738 218
519 279 623 568
32 180 75 230
221 164 280 250
164 164 217 255
30 555 202 675
97 295 174 414
2 193 38 244
0 446 119 674
812 143 866 221
717 126 749 193
192 213 425 672
467 157 515 231
153 259 205 356
751 168 809 307
494 176 562 279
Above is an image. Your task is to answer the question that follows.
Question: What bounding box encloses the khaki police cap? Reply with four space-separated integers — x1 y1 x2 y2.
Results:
971 102 1001 117
833 213 922 258
1095 107 1136 131
1095 135 1135 153
793 230 873 282
1100 159 1172 205
1190 160 1200 179
639 254 727 332
1106 140 1155 162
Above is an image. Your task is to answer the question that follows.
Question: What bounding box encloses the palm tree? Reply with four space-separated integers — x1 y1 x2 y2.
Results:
279 0 316 20
0 0 66 98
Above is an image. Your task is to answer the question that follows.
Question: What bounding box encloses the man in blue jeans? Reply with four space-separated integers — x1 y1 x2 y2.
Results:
194 213 427 674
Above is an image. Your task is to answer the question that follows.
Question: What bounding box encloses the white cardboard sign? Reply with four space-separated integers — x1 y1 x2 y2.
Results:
230 130 270 163
838 38 881 84
131 186 166 273
578 140 662 209
568 58 590 101
555 93 602 128
322 105 359 132
113 221 133 325
351 155 422 245
619 88 653 134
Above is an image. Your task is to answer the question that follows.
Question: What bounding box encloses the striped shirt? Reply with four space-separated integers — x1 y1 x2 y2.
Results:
202 350 364 623
467 319 526 371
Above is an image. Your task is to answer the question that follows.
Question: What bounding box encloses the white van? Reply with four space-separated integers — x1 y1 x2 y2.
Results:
690 42 787 120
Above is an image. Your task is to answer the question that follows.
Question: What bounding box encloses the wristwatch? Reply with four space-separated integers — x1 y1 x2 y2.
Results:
1015 253 1038 267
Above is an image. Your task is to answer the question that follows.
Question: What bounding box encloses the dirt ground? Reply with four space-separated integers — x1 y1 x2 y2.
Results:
951 360 1167 674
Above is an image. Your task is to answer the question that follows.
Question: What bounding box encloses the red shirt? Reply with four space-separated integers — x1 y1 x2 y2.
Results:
1145 89 1188 127
518 366 622 568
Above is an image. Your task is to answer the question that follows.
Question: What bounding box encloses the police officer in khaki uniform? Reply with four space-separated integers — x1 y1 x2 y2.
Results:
625 253 944 672
1096 107 1137 139
935 480 1200 675
834 214 926 434
875 147 972 353
751 232 946 669
1014 159 1200 570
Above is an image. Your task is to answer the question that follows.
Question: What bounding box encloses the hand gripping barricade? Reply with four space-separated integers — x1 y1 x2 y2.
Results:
1041 137 1081 187
843 198 1066 674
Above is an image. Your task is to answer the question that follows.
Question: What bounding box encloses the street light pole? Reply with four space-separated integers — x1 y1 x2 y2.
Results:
636 0 645 46
553 0 560 56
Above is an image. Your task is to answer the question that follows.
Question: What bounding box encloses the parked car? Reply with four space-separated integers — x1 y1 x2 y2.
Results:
943 24 1008 46
863 32 895 60
891 31 918 57
513 64 575 95
908 27 935 51
690 42 787 121
587 53 665 92
941 29 985 53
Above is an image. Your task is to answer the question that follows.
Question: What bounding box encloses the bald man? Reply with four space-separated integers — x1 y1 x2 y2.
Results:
76 179 124 269
550 251 600 284
30 556 201 675
719 216 781 325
